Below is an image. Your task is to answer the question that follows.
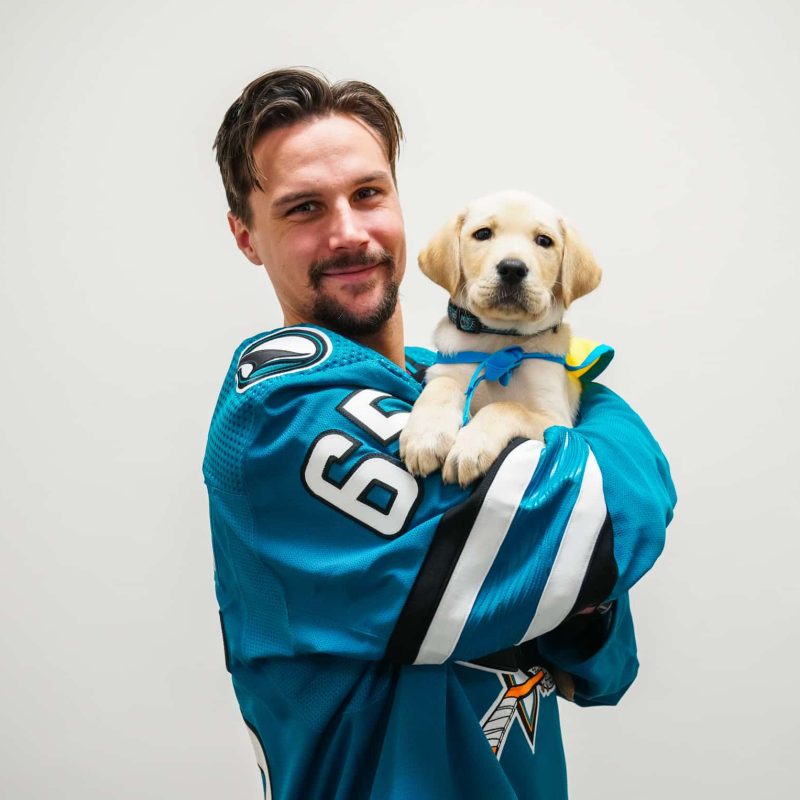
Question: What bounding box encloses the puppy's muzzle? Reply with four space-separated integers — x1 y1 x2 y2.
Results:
496 259 529 284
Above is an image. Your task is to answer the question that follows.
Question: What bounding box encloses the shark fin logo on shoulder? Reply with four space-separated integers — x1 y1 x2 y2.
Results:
236 327 332 392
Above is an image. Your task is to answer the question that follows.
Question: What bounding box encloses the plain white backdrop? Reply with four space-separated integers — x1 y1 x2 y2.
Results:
2 0 798 797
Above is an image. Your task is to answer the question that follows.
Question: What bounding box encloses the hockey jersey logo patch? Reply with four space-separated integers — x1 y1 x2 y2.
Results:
236 328 332 392
464 663 555 759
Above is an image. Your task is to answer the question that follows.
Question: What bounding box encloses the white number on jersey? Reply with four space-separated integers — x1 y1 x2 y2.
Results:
302 389 420 537
337 388 409 445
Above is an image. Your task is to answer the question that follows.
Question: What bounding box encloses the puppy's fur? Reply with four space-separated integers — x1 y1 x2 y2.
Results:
400 190 602 487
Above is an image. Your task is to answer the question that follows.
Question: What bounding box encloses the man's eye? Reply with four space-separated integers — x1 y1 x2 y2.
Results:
473 227 493 241
287 201 317 216
535 234 553 248
355 187 379 201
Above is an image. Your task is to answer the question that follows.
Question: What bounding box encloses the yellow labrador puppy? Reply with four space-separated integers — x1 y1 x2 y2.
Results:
400 190 602 487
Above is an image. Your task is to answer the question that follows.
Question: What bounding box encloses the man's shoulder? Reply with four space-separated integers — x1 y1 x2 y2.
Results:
231 325 339 395
222 324 400 395
203 326 428 494
221 325 440 396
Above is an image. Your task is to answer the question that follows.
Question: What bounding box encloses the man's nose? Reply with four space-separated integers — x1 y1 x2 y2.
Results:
328 203 370 250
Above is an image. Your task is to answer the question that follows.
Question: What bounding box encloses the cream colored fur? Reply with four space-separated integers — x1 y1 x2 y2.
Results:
399 190 601 487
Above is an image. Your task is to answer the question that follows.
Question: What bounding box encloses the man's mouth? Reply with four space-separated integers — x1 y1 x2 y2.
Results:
321 263 381 279
309 251 395 289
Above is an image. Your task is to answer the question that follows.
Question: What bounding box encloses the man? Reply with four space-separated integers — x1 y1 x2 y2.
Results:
204 68 676 799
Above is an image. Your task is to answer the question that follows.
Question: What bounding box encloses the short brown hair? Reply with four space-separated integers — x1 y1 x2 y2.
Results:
213 67 404 225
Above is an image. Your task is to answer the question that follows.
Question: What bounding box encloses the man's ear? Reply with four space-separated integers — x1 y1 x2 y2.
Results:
557 218 602 307
228 212 263 266
418 212 465 297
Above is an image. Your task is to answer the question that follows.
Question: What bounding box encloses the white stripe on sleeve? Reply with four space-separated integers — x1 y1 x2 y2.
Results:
518 448 607 642
414 440 544 665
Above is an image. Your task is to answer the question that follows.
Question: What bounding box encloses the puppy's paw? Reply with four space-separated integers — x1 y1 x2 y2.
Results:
442 424 510 487
399 407 462 477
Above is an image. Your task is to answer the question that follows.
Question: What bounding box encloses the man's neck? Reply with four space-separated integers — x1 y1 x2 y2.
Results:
283 307 406 369
351 307 405 368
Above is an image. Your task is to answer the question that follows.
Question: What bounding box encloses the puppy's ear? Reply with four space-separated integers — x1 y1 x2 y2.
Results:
557 219 602 307
418 212 465 297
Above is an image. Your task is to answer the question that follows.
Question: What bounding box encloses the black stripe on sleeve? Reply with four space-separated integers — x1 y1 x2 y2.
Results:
568 513 618 615
384 437 528 664
219 611 232 674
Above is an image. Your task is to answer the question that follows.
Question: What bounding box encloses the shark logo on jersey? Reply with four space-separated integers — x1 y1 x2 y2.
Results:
474 665 555 759
236 327 332 392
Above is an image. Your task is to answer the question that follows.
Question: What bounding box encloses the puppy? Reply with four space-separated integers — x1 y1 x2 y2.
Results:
400 190 602 487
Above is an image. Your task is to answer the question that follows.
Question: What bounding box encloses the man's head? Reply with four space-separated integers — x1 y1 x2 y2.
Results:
214 68 406 336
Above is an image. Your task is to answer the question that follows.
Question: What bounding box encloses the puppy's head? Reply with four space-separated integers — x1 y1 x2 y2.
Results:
418 190 602 324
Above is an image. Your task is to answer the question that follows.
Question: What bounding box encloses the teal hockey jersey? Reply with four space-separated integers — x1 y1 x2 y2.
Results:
203 324 676 799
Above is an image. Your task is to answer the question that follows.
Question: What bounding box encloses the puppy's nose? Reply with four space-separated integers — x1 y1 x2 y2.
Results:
496 259 528 283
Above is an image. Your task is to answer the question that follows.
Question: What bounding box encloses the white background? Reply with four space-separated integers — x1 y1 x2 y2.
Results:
2 0 798 797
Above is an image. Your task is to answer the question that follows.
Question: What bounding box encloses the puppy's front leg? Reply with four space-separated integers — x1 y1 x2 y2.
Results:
400 376 464 477
443 402 556 487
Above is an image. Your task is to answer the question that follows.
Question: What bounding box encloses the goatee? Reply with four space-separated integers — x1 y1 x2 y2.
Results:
308 250 399 336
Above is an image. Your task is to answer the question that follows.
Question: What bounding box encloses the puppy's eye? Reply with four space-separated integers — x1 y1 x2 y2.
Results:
473 228 493 241
535 234 553 248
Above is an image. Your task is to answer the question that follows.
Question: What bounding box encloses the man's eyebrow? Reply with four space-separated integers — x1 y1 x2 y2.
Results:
355 170 392 185
273 189 320 210
273 172 392 210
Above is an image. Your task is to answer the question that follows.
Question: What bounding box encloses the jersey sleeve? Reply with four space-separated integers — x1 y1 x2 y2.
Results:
527 382 676 705
537 592 639 706
203 331 676 673
572 381 677 598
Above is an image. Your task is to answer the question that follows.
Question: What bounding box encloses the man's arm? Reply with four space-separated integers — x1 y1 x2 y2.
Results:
537 593 639 706
204 334 675 673
573 381 677 597
532 381 677 705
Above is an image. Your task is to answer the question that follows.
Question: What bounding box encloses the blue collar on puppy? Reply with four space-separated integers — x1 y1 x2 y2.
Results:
447 300 559 337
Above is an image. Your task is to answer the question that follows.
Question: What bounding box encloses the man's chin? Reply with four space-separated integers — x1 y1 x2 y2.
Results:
311 280 399 337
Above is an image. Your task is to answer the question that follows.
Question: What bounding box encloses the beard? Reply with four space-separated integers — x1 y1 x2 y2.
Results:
307 249 399 337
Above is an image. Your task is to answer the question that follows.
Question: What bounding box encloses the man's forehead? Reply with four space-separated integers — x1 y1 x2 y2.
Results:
252 113 391 195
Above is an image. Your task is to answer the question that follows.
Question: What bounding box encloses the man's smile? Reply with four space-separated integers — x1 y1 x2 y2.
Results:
321 263 382 281
309 249 395 290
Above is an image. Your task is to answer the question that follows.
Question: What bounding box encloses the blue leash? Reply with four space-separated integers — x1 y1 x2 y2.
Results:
436 346 578 425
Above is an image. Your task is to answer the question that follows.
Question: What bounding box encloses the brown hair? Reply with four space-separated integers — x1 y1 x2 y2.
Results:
213 67 404 225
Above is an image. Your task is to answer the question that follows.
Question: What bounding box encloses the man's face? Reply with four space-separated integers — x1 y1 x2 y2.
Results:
229 113 406 336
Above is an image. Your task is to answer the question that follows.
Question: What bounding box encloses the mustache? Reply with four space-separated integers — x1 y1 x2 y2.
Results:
308 249 395 287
